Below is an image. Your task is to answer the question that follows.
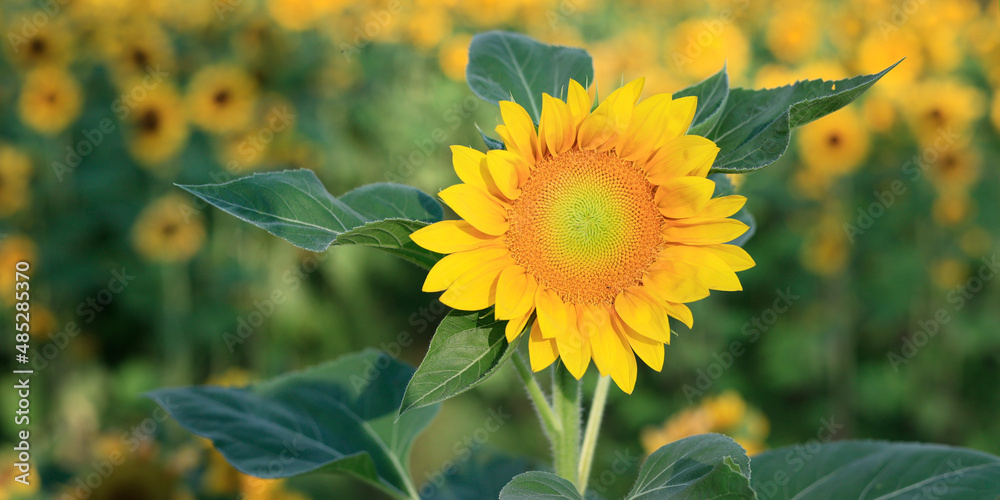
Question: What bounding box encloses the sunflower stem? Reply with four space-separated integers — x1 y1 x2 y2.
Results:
512 353 561 439
577 375 611 494
551 366 581 487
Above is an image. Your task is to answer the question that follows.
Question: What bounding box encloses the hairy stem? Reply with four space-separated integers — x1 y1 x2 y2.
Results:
577 375 611 494
512 353 561 439
551 366 581 486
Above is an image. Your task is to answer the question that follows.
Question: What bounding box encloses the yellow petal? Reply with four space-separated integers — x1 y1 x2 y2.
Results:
488 148 531 186
535 288 569 339
662 219 749 245
582 305 622 376
439 257 510 310
450 145 493 194
690 195 747 220
505 307 533 342
438 184 510 236
643 262 711 303
654 176 716 218
660 245 742 291
495 265 528 319
423 244 508 292
612 312 664 371
485 150 521 200
566 79 592 128
410 220 498 254
662 301 693 329
646 135 720 184
499 101 539 162
616 93 673 161
704 244 756 272
577 77 644 150
539 93 575 156
653 96 698 150
555 326 590 379
613 287 670 343
529 319 559 371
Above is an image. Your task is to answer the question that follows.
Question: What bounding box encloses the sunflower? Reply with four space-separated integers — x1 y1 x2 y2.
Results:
641 390 769 456
796 107 869 175
667 19 750 82
132 194 206 263
122 81 189 169
18 65 83 135
102 19 176 83
411 79 753 392
765 6 818 64
903 80 983 145
186 65 258 134
0 144 33 216
0 236 37 306
438 34 473 81
4 16 74 67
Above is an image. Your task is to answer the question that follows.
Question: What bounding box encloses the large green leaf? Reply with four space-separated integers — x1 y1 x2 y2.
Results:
466 31 593 123
147 350 439 500
706 61 900 173
625 433 756 499
500 471 582 500
398 309 519 417
750 440 1000 499
178 171 443 268
675 65 730 138
424 449 534 500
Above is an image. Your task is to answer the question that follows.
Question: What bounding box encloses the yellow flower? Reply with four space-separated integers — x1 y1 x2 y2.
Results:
928 149 979 189
0 144 33 216
667 19 750 83
124 81 189 169
411 78 754 392
796 107 870 175
641 390 769 455
0 452 39 500
405 8 451 49
267 0 343 31
132 194 206 263
0 236 36 306
933 191 974 227
3 16 74 67
186 65 259 134
799 212 849 276
18 65 83 135
991 94 1000 134
903 80 984 146
856 28 923 88
931 258 969 290
438 34 472 81
862 93 897 133
765 6 819 64
102 19 176 83
703 390 747 429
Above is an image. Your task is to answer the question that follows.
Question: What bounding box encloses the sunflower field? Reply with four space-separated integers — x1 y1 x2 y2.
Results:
1 0 1000 499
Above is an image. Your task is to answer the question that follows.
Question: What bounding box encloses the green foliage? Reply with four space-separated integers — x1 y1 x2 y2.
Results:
626 434 755 499
148 350 438 500
424 449 534 500
399 309 519 417
500 471 583 499
179 171 443 267
750 441 1000 499
466 31 594 123
675 65 730 138
706 62 901 172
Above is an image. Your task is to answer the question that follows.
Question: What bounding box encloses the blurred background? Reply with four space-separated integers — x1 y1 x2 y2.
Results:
1 0 998 498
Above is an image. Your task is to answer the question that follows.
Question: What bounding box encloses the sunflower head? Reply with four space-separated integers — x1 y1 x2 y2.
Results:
797 107 870 175
18 65 83 135
0 144 33 216
186 65 259 134
411 78 754 392
132 194 206 263
124 81 189 169
103 20 176 82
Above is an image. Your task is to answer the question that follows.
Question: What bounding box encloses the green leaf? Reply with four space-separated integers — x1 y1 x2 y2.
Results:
178 171 444 268
626 433 756 499
709 173 755 247
478 124 506 150
467 31 593 123
500 471 583 500
750 440 1000 499
423 449 534 500
398 309 519 418
675 64 730 138
706 61 901 173
148 350 438 500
